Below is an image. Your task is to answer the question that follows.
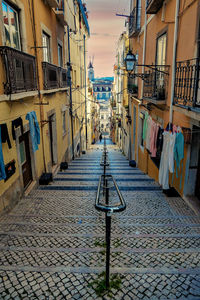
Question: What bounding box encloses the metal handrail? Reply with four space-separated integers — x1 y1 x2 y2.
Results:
95 175 126 213
100 155 109 167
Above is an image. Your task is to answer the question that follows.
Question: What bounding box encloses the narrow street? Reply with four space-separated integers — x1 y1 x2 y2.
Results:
0 139 200 299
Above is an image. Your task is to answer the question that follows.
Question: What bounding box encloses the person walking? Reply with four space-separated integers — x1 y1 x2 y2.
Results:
99 133 102 143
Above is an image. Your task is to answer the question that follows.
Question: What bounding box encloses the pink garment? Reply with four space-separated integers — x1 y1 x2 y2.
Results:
150 121 159 157
173 124 177 133
146 117 152 151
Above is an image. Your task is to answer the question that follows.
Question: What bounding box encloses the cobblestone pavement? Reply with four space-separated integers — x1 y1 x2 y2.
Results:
0 139 200 299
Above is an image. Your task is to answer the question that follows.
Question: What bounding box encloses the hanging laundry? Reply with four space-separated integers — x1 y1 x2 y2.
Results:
0 125 6 181
173 131 184 188
12 117 23 140
26 111 40 153
1 123 11 149
142 111 149 142
146 116 152 151
156 127 164 157
169 132 176 173
150 121 159 157
159 131 171 189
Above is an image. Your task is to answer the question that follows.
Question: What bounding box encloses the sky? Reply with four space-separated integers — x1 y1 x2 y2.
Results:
85 0 130 78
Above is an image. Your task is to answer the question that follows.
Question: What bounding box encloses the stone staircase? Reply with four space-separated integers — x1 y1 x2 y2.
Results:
0 142 200 299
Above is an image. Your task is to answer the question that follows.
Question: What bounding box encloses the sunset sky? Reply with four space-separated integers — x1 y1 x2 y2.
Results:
86 0 129 78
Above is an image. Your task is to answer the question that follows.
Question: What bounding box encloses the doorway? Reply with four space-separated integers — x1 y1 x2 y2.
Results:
195 148 200 200
186 126 200 200
19 132 32 189
48 113 58 166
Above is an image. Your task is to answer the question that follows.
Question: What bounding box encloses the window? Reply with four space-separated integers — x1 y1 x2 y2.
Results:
139 112 144 147
156 33 167 88
2 1 21 50
42 31 51 62
19 141 26 165
136 0 141 30
58 44 63 67
156 33 167 65
101 115 104 119
62 111 66 135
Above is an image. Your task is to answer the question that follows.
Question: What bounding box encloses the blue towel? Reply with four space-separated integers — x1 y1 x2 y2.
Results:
0 125 6 180
26 111 40 153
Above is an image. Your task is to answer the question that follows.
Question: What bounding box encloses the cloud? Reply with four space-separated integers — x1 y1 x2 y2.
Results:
91 33 118 38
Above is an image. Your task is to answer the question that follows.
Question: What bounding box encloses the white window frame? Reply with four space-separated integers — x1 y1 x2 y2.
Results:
42 31 51 63
1 0 21 50
57 42 63 67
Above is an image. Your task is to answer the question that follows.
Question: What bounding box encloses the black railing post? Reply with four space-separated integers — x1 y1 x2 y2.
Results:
105 212 111 289
105 179 109 205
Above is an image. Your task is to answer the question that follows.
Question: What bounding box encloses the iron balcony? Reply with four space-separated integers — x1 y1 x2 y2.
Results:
174 58 200 108
143 65 170 104
42 61 70 90
146 0 164 14
0 46 37 95
129 6 141 37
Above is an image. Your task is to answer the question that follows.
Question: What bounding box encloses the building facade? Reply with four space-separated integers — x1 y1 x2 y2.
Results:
116 0 200 201
92 77 113 135
0 0 89 212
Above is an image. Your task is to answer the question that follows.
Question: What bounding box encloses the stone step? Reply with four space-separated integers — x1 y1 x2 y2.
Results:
0 269 199 300
0 247 200 271
1 232 200 250
0 222 200 235
1 214 200 225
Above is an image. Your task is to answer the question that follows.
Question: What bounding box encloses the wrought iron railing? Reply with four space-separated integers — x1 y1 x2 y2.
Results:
146 0 164 14
143 65 169 102
95 138 126 289
42 62 70 90
129 6 141 37
174 58 200 107
0 46 37 95
127 78 138 96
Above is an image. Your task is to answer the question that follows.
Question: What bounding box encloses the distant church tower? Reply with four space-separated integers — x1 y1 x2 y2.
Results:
88 60 94 81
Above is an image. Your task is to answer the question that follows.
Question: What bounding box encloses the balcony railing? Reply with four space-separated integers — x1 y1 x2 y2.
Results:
174 58 200 108
54 0 67 25
143 65 169 103
45 0 59 8
42 62 70 90
127 78 138 96
146 0 164 14
129 6 141 37
0 46 37 95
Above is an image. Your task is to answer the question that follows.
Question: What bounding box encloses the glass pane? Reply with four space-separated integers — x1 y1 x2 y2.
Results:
9 7 20 49
42 33 50 62
157 34 166 65
19 141 26 165
58 44 63 67
2 1 11 46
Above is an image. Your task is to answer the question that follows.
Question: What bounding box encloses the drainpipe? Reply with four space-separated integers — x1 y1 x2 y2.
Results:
169 0 180 123
136 0 147 165
67 25 75 160
84 34 88 150
31 0 47 172
140 0 147 99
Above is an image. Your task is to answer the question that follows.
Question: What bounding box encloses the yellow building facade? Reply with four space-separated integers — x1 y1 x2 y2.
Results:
0 0 89 212
125 0 200 201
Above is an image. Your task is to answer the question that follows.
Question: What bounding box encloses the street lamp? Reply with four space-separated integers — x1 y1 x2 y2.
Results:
124 50 136 73
124 50 169 79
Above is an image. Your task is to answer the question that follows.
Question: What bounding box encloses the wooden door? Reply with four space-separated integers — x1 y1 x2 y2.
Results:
19 132 32 189
195 148 200 200
49 115 54 165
